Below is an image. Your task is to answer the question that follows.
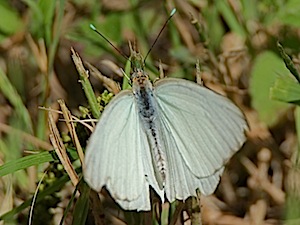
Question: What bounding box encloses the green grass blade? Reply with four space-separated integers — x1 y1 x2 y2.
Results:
0 68 33 133
47 0 65 74
72 49 100 119
216 1 246 37
72 182 90 225
0 151 56 177
60 181 80 225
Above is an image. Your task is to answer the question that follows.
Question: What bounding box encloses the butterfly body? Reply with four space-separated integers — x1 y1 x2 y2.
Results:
132 68 167 188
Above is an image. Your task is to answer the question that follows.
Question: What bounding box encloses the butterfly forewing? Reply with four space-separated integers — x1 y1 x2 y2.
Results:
84 90 163 210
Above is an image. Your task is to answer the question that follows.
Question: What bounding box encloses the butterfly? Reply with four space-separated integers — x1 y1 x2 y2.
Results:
84 50 248 211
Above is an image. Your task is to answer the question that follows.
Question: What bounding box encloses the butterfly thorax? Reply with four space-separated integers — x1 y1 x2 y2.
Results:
132 69 167 188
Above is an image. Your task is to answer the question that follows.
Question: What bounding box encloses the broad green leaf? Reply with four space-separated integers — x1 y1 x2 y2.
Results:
270 76 300 105
250 51 290 126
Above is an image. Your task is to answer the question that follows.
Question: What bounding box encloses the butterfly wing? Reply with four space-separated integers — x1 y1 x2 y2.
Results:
160 123 225 201
154 78 247 201
84 90 163 211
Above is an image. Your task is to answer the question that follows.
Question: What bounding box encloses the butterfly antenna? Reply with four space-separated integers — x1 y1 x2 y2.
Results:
90 24 129 61
144 8 177 63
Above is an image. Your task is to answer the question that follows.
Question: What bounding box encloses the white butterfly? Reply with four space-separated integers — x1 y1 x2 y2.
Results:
84 51 248 211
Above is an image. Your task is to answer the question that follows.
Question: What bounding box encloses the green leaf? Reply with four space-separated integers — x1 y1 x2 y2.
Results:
72 183 90 225
270 76 300 105
249 51 290 126
277 0 300 27
277 42 300 83
72 50 100 119
0 2 23 35
0 65 33 133
0 151 55 177
60 182 80 225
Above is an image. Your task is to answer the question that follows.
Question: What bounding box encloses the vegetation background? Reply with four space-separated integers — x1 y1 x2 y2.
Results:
0 0 300 224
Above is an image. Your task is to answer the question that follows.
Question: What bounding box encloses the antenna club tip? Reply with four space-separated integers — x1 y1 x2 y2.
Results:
170 8 176 16
89 24 96 31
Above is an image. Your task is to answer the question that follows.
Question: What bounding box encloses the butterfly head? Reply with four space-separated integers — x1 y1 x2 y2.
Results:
131 68 151 90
